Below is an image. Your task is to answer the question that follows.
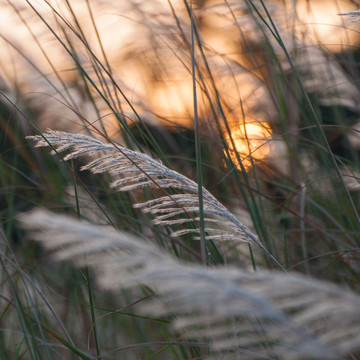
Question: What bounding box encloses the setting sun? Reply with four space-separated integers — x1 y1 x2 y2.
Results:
224 122 273 170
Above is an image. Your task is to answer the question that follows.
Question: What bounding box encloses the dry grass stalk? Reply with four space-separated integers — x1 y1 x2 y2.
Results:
27 130 261 248
339 10 360 21
20 209 360 359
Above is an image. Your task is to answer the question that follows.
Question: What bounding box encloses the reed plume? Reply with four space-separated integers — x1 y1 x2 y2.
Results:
20 208 360 359
27 130 280 265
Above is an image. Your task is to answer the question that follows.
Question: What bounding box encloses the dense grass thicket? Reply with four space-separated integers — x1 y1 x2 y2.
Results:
1 0 360 359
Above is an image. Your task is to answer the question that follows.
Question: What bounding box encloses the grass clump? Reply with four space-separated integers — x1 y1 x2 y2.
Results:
1 0 360 359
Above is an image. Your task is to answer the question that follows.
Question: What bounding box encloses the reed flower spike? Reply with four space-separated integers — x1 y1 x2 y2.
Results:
27 130 282 267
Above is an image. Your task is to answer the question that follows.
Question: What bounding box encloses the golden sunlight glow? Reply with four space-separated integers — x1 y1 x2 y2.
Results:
224 122 273 170
1 0 359 172
295 0 360 52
